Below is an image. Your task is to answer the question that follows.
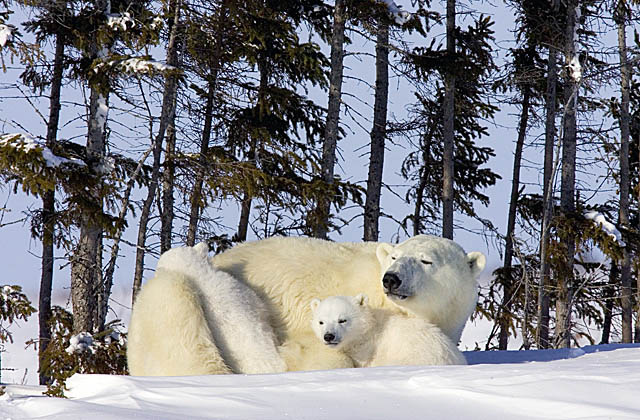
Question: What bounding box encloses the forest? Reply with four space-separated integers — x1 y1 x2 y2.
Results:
0 0 638 392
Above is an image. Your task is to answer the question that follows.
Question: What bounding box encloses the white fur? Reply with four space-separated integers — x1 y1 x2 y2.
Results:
128 243 286 376
311 295 467 367
213 235 485 346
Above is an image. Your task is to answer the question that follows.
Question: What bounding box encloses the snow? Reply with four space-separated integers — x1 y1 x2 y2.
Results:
118 57 175 74
106 12 133 31
0 24 13 47
379 0 411 25
0 133 85 168
1 344 639 419
584 210 625 247
65 333 95 355
568 55 582 82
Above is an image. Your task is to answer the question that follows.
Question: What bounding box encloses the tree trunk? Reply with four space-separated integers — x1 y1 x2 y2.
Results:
132 0 181 303
537 45 557 349
315 0 346 239
186 82 215 246
38 30 65 384
555 0 580 349
498 88 531 350
615 0 632 343
364 22 389 242
160 116 176 253
600 262 617 344
71 0 111 333
236 193 252 242
71 88 107 334
442 0 456 240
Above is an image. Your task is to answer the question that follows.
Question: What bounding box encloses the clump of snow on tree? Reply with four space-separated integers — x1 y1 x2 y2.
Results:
150 16 163 30
584 210 625 247
106 12 134 31
568 55 582 82
65 332 95 355
0 133 85 168
379 0 411 24
118 57 175 74
0 24 13 47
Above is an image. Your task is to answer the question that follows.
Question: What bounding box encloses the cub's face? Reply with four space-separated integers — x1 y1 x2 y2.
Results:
310 294 369 350
376 235 485 317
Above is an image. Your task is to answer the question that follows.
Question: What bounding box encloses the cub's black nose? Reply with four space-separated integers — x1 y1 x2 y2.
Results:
383 272 401 291
324 333 335 343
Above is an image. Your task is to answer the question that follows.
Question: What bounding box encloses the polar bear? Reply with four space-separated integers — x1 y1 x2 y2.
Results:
130 235 485 375
212 235 485 346
127 243 286 376
310 294 467 367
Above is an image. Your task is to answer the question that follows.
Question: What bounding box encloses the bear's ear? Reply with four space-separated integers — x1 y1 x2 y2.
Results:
376 243 395 264
310 298 321 313
467 252 486 278
354 293 369 307
194 242 209 257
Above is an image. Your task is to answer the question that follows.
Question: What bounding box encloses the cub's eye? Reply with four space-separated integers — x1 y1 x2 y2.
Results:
319 321 324 325
391 256 396 260
338 319 347 324
421 260 432 265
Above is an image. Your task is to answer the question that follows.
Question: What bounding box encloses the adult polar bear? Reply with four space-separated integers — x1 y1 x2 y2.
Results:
212 235 485 345
128 234 485 375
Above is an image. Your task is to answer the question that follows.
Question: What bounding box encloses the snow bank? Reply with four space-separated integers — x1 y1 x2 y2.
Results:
2 345 639 420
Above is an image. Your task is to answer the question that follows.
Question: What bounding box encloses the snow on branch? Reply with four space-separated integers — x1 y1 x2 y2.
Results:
584 210 626 247
0 133 85 168
106 12 134 31
66 332 95 354
93 56 177 76
378 0 411 25
0 24 13 47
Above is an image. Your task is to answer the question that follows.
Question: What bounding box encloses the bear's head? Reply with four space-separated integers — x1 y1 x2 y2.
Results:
156 242 210 277
375 235 485 341
310 294 371 350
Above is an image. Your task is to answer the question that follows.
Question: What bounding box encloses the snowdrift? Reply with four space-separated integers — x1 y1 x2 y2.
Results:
2 344 639 420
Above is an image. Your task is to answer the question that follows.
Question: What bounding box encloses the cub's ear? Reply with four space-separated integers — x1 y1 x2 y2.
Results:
310 298 321 313
376 243 395 264
354 293 369 306
193 242 209 257
467 252 486 278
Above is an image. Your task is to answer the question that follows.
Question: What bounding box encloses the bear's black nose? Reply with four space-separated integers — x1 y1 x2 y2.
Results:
324 333 335 343
383 272 401 291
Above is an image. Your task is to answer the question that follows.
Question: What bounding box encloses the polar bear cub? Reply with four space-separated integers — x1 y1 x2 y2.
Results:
310 294 467 368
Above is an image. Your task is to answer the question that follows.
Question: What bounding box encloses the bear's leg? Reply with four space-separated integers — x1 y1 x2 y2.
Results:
128 272 232 376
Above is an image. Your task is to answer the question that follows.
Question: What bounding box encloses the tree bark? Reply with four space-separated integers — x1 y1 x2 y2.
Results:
38 29 64 384
132 0 181 304
555 0 580 349
537 45 557 349
236 193 252 242
160 116 176 253
364 22 389 242
186 82 215 246
600 262 617 344
498 88 531 350
615 0 632 343
315 0 346 239
442 0 456 240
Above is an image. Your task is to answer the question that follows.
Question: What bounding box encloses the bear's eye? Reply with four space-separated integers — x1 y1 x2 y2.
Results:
391 256 396 260
421 260 432 265
338 319 347 324
319 321 324 325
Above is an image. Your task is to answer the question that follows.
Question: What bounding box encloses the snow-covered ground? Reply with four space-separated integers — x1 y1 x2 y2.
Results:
2 344 639 419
